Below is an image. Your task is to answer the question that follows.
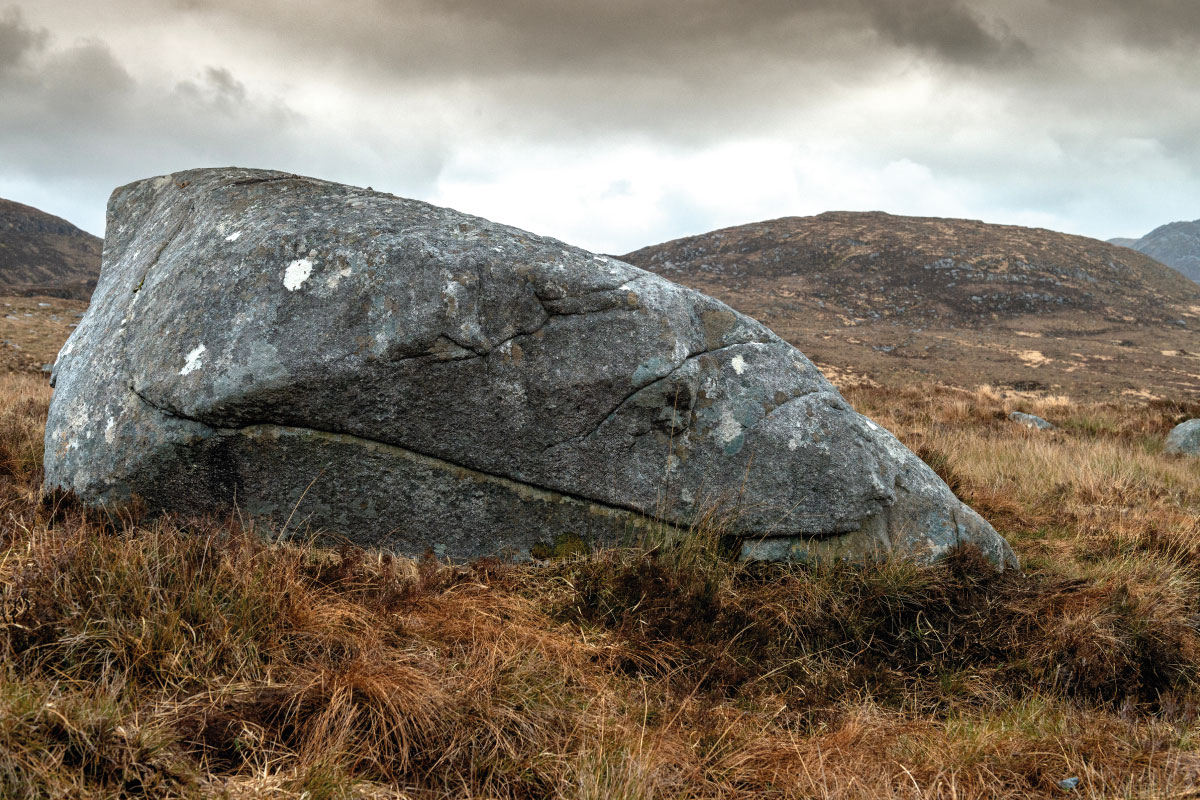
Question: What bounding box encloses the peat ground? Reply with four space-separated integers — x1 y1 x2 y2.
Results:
2 373 1200 797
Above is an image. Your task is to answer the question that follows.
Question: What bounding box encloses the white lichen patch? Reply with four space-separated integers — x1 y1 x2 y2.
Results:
284 258 314 291
180 344 206 375
104 417 115 444
714 411 742 446
730 355 746 375
225 231 242 242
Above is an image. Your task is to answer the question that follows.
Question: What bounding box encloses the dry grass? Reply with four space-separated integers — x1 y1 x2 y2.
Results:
0 296 86 375
3 373 1200 798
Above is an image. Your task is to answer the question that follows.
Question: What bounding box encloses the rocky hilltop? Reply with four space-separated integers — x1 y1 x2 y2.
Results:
624 212 1200 398
0 198 102 300
1111 219 1200 283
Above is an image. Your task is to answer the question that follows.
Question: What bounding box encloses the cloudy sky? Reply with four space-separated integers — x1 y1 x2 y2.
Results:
1 1 1197 253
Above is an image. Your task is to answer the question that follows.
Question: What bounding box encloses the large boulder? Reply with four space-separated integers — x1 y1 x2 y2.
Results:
1165 419 1200 456
44 168 1016 567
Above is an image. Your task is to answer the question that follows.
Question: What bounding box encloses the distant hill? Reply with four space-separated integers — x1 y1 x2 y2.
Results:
1110 220 1200 283
0 198 101 300
623 212 1200 398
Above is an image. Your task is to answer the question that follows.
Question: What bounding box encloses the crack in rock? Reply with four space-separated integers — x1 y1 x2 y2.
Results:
45 167 1016 568
127 382 691 532
544 340 779 452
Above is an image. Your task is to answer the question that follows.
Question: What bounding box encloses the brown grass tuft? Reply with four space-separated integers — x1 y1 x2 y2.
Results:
2 372 1200 797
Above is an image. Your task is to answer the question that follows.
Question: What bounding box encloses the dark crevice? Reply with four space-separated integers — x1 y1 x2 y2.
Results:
543 339 777 453
530 274 648 305
588 339 773 430
438 329 484 356
535 303 612 318
126 382 689 532
750 387 832 429
438 312 551 358
227 174 303 187
441 274 663 360
483 310 552 353
129 384 210 426
531 276 653 318
385 336 478 365
132 199 195 295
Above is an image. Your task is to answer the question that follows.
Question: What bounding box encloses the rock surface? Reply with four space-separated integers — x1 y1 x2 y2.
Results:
1165 419 1200 456
44 168 1016 567
1113 220 1200 284
1009 411 1054 430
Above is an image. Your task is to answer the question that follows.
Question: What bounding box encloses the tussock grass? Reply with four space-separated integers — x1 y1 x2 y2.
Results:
2 373 1200 797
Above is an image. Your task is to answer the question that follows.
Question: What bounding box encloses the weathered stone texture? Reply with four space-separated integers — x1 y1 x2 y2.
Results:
1009 411 1054 430
1165 419 1200 456
44 168 1016 567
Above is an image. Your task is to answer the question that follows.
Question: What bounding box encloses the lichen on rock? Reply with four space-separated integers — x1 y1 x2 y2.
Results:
44 168 1016 567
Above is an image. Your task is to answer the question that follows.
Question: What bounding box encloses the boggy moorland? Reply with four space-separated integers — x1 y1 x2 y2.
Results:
3 365 1200 798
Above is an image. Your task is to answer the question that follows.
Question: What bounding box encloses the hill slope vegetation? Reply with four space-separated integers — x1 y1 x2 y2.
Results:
0 198 101 300
624 212 1200 398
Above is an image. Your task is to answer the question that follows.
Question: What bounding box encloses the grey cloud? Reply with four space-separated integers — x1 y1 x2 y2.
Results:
163 1 877 144
195 0 842 70
146 0 1054 150
175 67 255 117
198 66 246 105
0 6 45 71
40 40 135 113
3 0 1199 251
861 0 1031 66
0 13 446 234
1048 0 1200 47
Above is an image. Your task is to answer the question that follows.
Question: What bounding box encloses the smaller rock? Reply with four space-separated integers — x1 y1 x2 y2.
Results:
1056 776 1080 791
40 363 52 373
1010 411 1054 430
1165 419 1200 456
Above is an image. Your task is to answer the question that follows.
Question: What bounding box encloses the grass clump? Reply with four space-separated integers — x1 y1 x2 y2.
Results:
1 372 1200 797
557 545 1200 708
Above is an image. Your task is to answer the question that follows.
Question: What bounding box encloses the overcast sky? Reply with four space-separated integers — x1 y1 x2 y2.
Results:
1 1 1197 253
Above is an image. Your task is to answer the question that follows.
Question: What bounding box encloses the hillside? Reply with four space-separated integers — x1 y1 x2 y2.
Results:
0 197 101 300
623 212 1200 398
1111 219 1200 283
